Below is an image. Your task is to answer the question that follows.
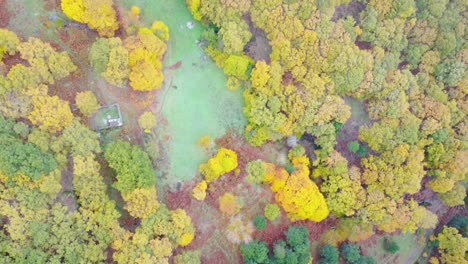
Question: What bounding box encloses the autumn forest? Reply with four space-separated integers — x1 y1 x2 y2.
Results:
0 0 466 263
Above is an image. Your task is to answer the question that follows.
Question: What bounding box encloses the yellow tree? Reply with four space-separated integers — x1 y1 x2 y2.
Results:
191 180 207 201
75 91 100 117
315 152 366 217
199 148 238 183
18 38 77 83
264 155 329 222
0 28 20 60
436 227 468 264
125 29 168 91
123 188 160 219
186 0 202 20
129 61 164 91
102 45 130 87
61 0 118 37
29 95 73 133
138 111 157 133
151 21 170 42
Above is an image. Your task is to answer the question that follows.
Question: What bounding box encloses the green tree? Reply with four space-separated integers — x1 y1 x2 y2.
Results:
319 244 339 264
383 237 400 254
240 241 269 264
435 58 465 86
253 216 267 231
348 141 360 153
57 119 101 156
340 243 361 263
173 250 201 264
104 141 156 194
0 118 57 180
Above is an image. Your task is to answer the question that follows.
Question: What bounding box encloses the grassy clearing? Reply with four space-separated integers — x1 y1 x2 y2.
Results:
364 232 425 264
121 0 246 187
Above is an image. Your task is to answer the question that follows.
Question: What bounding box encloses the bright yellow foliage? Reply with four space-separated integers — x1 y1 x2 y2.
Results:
61 0 118 37
123 188 160 219
199 148 238 183
29 95 73 133
151 21 170 42
223 55 252 80
179 232 195 247
186 0 202 21
264 155 329 222
129 61 164 91
125 30 168 91
131 6 140 16
61 0 86 23
227 76 241 90
191 180 207 201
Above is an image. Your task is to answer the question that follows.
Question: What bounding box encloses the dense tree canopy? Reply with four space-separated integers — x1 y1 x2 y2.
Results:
104 141 156 194
61 0 119 37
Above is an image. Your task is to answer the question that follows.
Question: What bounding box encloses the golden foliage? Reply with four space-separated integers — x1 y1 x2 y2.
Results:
151 21 170 42
123 188 160 219
264 155 329 222
0 28 20 60
75 91 100 117
138 111 157 133
191 180 207 201
29 95 73 133
61 0 118 37
131 6 140 16
436 227 468 264
199 148 238 183
186 0 202 21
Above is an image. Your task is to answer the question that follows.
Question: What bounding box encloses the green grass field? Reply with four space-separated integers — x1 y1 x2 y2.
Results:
121 0 246 187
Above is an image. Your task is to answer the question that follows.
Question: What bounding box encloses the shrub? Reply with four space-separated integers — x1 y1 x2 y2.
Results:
246 160 267 185
219 193 240 216
383 237 400 254
254 216 267 231
358 256 376 264
348 141 360 153
357 145 368 157
264 203 281 221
